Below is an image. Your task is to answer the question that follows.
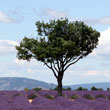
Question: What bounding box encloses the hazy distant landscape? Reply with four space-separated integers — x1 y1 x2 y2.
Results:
0 77 110 91
0 77 56 90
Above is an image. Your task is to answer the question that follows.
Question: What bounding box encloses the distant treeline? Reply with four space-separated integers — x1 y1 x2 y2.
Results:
52 86 110 91
24 86 110 91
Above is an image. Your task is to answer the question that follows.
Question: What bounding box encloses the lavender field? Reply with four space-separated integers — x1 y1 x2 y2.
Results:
0 90 110 110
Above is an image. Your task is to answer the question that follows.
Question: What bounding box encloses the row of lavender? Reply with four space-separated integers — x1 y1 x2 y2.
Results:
0 90 110 110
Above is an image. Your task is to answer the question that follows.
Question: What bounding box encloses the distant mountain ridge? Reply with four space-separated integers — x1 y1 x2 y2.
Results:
0 77 110 90
0 77 56 90
65 82 110 90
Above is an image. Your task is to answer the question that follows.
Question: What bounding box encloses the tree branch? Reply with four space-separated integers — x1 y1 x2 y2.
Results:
64 57 73 66
64 56 82 72
53 62 59 73
44 62 58 78
56 60 60 71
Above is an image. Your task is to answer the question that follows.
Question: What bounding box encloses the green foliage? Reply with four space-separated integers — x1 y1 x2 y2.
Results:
98 88 103 91
91 86 103 91
52 86 58 90
27 93 38 99
62 94 68 98
32 87 41 92
45 94 54 99
66 87 71 90
95 94 108 99
12 93 23 98
107 88 110 91
24 88 29 92
70 94 79 99
83 94 94 100
76 87 88 91
52 86 71 91
16 18 100 64
91 86 98 90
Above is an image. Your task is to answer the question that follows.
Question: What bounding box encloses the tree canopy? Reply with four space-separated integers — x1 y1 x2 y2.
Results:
16 18 100 96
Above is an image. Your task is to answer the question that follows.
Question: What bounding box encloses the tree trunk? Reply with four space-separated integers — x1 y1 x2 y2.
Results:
57 76 63 96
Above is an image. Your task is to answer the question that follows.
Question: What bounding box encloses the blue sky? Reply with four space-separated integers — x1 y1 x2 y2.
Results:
0 0 110 85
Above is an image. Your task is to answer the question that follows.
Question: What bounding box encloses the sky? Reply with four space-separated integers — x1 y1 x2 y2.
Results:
0 0 110 85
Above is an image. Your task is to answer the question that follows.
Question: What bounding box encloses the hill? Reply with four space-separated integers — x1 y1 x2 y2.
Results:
0 77 110 90
65 82 110 90
0 77 56 90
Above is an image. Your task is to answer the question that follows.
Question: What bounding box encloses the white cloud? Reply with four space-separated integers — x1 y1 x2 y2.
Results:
99 17 110 25
0 11 14 23
84 17 110 25
99 27 110 45
0 40 18 56
0 40 19 46
14 58 39 67
85 70 100 76
14 59 28 65
104 73 110 78
89 26 110 60
27 69 33 73
0 68 2 71
42 8 68 18
83 70 110 82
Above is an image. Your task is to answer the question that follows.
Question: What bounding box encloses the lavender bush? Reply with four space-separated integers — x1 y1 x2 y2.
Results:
0 90 110 110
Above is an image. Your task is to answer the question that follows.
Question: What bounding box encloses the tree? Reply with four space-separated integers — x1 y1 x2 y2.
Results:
91 86 98 90
16 18 100 96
